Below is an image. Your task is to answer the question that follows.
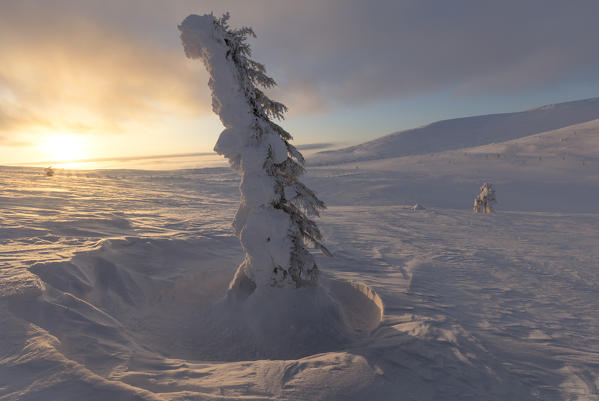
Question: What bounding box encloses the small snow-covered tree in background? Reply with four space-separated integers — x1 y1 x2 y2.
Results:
179 13 330 290
474 183 496 213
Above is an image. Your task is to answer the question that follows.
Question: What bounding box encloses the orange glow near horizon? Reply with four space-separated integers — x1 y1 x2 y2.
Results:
37 134 89 163
0 10 221 170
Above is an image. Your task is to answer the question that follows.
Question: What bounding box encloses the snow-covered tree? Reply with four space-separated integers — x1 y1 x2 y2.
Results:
179 13 330 290
473 183 496 213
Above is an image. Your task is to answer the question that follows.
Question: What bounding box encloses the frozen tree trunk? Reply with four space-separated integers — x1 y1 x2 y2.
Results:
179 14 330 291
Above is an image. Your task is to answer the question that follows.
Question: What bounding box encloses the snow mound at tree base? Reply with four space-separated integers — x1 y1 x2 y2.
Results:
206 276 384 360
20 237 383 365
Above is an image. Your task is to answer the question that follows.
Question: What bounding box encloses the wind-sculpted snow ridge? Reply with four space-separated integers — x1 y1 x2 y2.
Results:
0 269 45 300
0 235 389 400
310 97 599 165
1 232 537 400
22 237 382 361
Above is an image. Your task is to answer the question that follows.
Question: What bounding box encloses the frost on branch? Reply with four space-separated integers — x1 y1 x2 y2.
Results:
473 183 496 213
179 13 330 290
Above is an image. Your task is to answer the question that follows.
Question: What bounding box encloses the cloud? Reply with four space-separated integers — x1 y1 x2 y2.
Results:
0 0 213 138
247 0 599 106
1 0 598 136
0 108 17 131
0 137 31 147
0 103 43 136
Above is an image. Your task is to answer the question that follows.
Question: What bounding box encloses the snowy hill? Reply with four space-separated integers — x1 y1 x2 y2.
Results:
304 118 599 213
465 117 599 162
310 97 599 165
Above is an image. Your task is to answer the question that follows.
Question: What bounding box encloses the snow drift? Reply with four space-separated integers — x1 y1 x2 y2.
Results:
20 237 382 362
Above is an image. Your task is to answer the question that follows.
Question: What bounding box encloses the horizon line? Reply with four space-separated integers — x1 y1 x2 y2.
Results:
4 151 218 167
1 142 339 167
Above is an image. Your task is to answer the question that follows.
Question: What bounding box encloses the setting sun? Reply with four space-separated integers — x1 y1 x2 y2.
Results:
38 134 88 163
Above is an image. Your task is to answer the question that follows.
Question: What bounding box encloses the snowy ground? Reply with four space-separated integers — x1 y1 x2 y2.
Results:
2 102 599 400
1 161 598 400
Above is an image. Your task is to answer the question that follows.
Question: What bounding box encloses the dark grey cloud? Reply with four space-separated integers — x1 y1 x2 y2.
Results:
241 0 599 106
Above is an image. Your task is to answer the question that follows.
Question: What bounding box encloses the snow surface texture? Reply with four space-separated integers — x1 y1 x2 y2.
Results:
0 168 384 400
2 97 599 400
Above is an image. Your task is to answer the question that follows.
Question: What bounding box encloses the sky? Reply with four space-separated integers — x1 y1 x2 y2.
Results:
1 0 599 169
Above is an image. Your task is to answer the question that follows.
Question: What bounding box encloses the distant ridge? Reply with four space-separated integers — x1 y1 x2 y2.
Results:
310 97 599 165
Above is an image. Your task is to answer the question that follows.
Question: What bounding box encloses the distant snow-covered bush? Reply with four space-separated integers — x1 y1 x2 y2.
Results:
474 183 496 213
